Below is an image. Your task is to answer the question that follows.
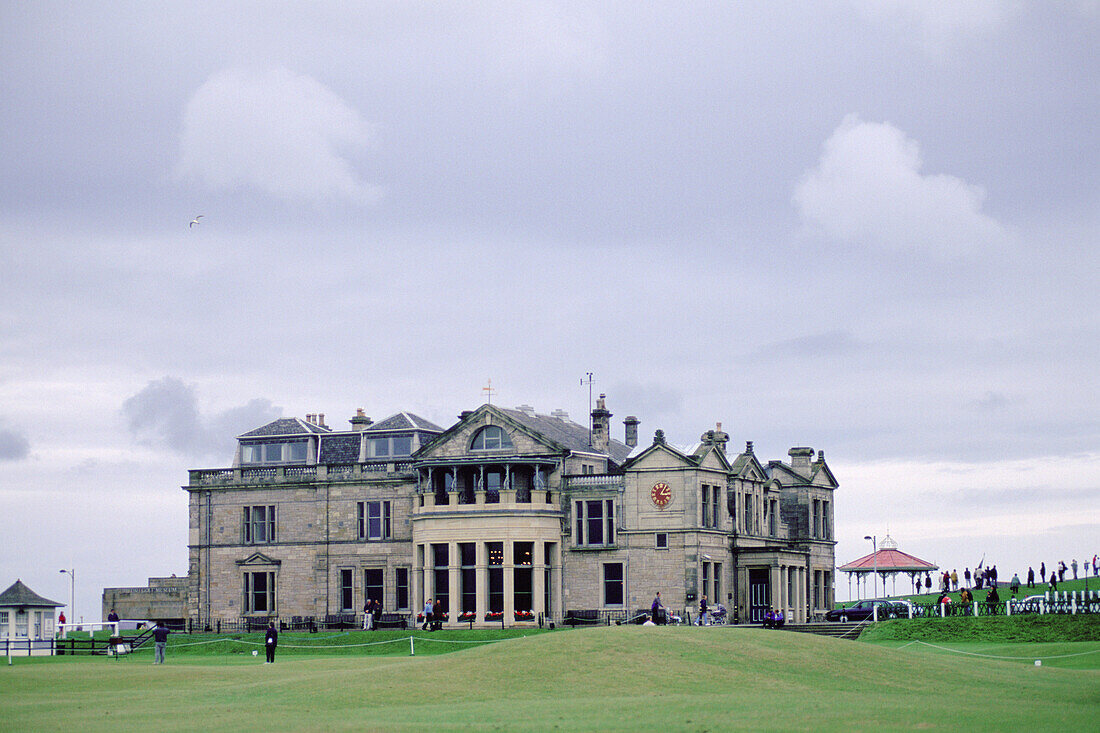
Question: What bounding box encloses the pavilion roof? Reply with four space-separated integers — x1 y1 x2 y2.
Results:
838 548 938 573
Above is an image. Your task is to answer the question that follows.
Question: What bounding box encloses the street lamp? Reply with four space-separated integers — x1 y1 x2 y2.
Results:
59 569 74 625
863 536 878 598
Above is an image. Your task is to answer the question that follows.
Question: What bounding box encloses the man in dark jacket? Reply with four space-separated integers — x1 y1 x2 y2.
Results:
153 622 169 664
265 622 278 663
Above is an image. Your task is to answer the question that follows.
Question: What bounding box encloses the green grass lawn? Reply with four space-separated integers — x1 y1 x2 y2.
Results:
3 626 1097 732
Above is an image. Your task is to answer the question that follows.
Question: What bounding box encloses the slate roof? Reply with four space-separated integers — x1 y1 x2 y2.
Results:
240 418 330 438
498 407 632 463
0 579 64 608
366 412 445 432
318 434 361 464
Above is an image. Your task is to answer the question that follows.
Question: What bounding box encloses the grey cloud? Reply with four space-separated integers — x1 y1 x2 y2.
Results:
917 486 1100 510
122 377 281 459
758 330 865 359
0 425 30 461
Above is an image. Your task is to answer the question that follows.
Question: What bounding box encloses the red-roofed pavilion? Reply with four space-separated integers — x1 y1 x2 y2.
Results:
839 535 938 598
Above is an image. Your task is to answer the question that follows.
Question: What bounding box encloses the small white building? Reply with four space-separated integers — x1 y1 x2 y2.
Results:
0 579 64 656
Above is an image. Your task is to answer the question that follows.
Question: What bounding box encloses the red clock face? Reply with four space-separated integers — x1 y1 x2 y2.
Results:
651 482 672 508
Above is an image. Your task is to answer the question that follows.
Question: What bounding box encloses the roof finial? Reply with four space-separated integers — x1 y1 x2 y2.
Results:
482 378 496 405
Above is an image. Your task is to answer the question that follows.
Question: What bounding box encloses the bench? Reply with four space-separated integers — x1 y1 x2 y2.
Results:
565 609 602 627
323 613 357 629
376 613 407 629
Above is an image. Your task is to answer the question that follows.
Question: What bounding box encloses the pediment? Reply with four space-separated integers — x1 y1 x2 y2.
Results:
236 552 281 567
623 442 695 470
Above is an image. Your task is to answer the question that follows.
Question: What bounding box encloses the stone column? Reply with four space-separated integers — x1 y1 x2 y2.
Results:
533 540 546 619
771 564 782 614
448 541 460 625
475 541 488 622
503 540 515 624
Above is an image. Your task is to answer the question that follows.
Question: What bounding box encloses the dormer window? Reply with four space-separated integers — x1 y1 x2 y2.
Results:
241 440 307 465
367 435 414 458
471 425 513 451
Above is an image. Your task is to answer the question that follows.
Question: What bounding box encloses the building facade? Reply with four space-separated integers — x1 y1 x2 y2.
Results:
184 397 836 626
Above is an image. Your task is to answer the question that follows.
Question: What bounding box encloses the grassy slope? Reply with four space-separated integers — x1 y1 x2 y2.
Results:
860 614 1100 643
3 627 1097 732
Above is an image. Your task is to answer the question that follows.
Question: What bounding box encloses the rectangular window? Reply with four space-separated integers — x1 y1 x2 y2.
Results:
768 499 777 536
544 543 555 617
244 571 275 614
811 499 819 538
713 486 721 528
391 435 412 456
702 562 710 601
241 441 306 464
340 569 354 612
603 563 624 607
364 568 384 609
513 541 534 613
432 544 449 614
701 484 711 528
822 500 831 539
357 501 391 540
743 494 753 535
15 611 27 637
576 499 615 547
244 505 275 544
396 568 409 611
655 532 668 549
488 541 504 613
485 469 502 503
714 563 721 603
0 611 8 638
460 543 477 613
368 437 389 457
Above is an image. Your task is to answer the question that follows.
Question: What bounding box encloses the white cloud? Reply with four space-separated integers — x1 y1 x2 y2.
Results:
175 67 380 205
793 115 1008 256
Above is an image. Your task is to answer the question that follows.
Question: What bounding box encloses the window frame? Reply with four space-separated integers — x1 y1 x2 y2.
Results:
574 499 616 548
357 500 392 541
244 571 276 615
470 425 513 451
243 505 276 544
603 562 625 607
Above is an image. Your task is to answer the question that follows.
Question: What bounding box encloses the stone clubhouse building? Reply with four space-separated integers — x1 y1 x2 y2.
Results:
183 396 837 627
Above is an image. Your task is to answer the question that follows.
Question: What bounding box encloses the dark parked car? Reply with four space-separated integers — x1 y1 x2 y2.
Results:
825 599 906 622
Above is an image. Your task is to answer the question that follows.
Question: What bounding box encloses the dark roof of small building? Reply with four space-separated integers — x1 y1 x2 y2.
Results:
0 579 64 608
318 434 361 464
498 407 632 463
365 412 445 432
240 417 331 438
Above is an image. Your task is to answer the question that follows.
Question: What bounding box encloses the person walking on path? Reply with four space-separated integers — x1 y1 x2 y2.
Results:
153 622 169 664
421 599 432 631
651 592 665 625
264 622 278 663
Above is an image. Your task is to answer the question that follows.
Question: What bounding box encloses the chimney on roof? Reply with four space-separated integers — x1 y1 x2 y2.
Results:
551 409 569 421
789 447 814 474
317 413 326 428
745 441 754 455
306 414 315 425
623 416 639 448
591 394 611 453
350 409 372 431
459 410 473 421
515 404 535 417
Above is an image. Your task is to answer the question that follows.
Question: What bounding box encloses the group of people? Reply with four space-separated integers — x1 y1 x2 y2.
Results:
647 592 726 626
761 609 785 628
420 598 445 630
362 598 382 630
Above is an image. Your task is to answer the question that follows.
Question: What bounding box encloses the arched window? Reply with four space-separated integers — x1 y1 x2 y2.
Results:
470 425 513 451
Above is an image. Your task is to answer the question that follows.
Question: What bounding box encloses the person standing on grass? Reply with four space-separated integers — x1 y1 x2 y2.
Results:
363 598 374 630
152 621 169 664
1071 559 1078 580
265 622 278 663
1028 566 1035 588
698 595 709 626
1050 572 1058 591
1040 562 1046 582
964 568 971 587
1010 573 1020 597
422 599 432 630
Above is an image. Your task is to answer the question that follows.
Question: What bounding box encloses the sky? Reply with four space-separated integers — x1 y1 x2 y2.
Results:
1 1 1097 618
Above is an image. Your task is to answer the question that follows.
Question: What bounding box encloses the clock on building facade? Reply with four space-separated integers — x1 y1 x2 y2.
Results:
650 481 672 508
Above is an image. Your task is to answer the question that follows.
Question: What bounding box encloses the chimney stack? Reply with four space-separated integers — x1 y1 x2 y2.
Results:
789 447 814 474
317 413 326 428
624 416 639 448
591 394 611 453
350 408 372 431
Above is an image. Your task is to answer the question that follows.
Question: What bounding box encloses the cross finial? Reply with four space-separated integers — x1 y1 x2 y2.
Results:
482 378 496 405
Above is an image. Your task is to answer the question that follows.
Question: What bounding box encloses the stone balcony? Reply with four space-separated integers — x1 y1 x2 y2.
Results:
187 461 414 487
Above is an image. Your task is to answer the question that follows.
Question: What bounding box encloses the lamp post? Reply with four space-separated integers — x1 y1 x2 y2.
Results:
863 536 877 598
59 568 74 625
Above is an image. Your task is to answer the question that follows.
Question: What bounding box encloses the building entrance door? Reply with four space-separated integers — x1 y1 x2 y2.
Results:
749 569 770 622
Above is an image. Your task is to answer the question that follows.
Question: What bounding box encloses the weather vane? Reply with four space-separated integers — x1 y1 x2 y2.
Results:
482 378 496 405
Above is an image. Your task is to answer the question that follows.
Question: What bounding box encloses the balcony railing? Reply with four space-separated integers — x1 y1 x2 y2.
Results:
189 461 414 487
563 474 624 491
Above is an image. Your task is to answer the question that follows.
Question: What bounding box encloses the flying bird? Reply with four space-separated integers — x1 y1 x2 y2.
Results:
189 215 204 228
